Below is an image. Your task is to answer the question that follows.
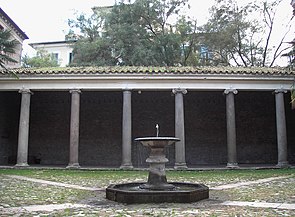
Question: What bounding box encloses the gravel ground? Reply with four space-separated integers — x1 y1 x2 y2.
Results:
0 169 294 216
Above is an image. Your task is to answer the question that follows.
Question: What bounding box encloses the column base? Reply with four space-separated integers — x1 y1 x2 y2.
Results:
120 164 133 170
15 163 29 167
276 161 290 168
66 163 81 169
226 162 239 169
174 163 188 170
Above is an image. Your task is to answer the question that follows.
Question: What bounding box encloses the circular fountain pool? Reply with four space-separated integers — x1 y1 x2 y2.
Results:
106 182 209 204
106 136 209 204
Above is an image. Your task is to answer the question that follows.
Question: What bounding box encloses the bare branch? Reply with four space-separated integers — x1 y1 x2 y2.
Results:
269 18 293 66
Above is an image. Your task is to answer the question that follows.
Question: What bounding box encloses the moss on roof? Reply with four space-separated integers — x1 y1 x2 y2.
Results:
1 66 294 76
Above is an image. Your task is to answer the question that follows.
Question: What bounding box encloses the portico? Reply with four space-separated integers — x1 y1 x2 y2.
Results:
0 67 294 168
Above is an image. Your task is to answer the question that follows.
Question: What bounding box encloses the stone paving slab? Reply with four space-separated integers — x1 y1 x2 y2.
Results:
3 201 295 214
221 201 295 210
211 175 292 190
2 174 294 215
8 203 91 212
4 175 104 191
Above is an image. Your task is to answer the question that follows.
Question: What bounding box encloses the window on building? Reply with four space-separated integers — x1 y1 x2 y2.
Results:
0 24 4 30
69 52 73 64
51 53 59 63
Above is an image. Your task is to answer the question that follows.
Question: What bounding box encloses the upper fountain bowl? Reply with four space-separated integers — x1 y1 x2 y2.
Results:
135 137 180 148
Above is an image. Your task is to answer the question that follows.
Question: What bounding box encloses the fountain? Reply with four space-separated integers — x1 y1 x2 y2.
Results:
106 125 209 204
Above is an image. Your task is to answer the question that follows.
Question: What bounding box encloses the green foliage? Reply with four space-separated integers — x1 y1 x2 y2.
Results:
67 12 105 41
22 49 60 68
67 0 200 67
175 16 198 66
66 0 293 67
282 42 295 69
0 29 18 70
70 38 115 66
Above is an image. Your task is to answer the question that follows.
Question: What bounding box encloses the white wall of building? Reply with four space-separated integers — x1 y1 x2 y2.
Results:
30 41 75 67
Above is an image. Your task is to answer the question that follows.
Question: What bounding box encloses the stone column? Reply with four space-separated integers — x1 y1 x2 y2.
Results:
274 89 289 168
224 89 239 168
15 89 33 167
120 89 133 169
67 89 81 169
172 88 188 169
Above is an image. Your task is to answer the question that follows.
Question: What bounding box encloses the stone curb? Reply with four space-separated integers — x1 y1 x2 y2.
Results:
7 203 92 212
4 175 104 191
211 175 293 190
221 201 295 210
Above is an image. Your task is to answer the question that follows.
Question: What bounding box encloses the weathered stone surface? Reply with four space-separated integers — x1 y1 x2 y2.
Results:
106 182 209 204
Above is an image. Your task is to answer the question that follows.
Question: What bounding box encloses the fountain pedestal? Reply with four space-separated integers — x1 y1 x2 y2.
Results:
136 137 179 190
106 137 209 204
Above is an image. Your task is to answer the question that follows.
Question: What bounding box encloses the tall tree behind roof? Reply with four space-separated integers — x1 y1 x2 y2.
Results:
0 29 17 70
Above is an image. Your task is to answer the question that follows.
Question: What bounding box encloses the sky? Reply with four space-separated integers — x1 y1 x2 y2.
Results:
0 0 294 64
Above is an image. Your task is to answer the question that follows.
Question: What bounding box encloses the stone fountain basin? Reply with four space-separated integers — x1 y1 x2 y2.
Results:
106 182 209 204
106 136 209 204
134 137 180 148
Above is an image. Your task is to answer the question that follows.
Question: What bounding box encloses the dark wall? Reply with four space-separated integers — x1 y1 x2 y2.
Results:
185 91 227 165
79 91 122 167
0 92 20 164
29 91 70 165
1 90 294 167
132 91 175 167
29 91 123 167
235 91 277 164
286 93 295 164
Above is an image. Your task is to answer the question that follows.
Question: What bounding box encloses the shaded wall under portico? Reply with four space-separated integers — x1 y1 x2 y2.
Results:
235 92 277 164
79 91 122 167
184 91 295 165
0 90 294 167
132 91 175 168
29 91 70 165
185 91 227 165
236 91 294 164
0 92 19 164
24 91 123 167
285 93 295 164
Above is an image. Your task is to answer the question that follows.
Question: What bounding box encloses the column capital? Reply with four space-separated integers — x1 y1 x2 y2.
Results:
274 89 288 94
122 88 132 93
69 89 81 94
172 88 187 95
19 88 33 95
224 88 238 95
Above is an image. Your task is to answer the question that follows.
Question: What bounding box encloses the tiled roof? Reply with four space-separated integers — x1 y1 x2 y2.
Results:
1 66 295 76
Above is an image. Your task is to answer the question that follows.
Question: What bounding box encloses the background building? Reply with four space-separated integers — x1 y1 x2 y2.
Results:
29 41 76 67
0 7 28 68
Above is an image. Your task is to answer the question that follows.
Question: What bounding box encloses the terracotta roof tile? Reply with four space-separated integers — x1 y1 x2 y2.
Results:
0 66 294 76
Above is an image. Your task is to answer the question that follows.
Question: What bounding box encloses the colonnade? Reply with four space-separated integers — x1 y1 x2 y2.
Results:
15 88 290 168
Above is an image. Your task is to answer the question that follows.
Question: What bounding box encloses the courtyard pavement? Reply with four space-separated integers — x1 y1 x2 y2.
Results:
0 172 294 216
